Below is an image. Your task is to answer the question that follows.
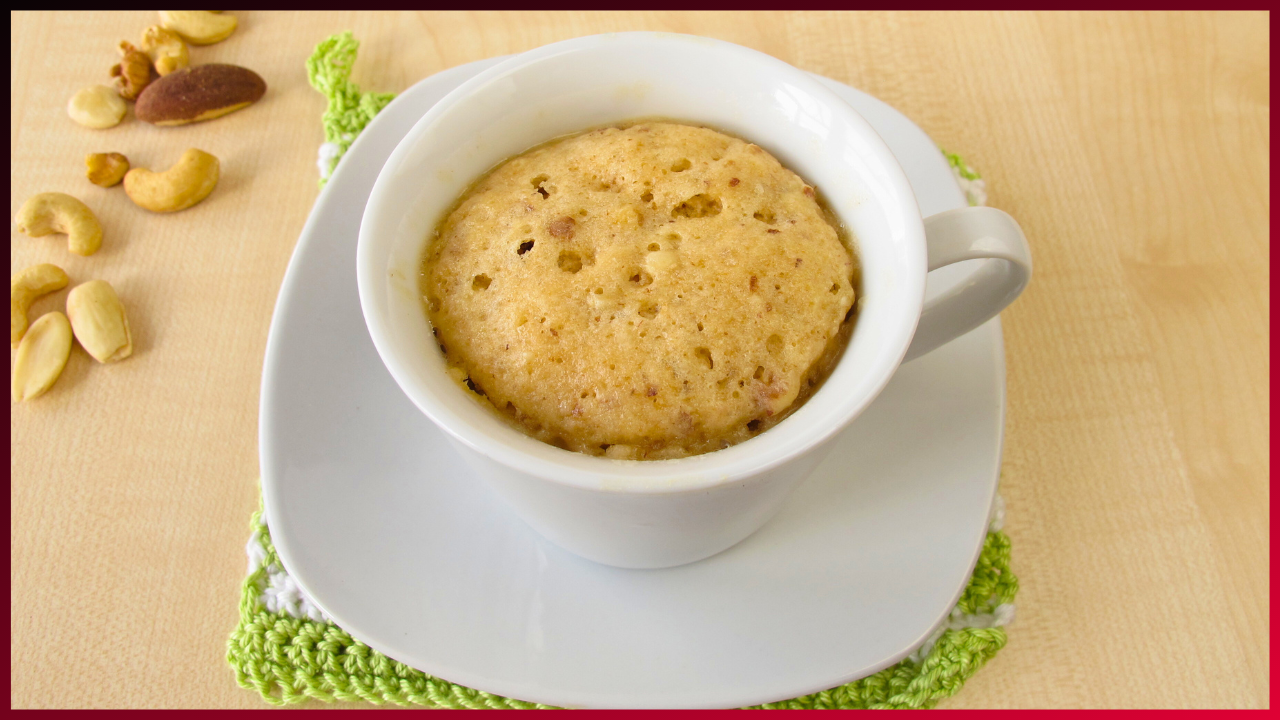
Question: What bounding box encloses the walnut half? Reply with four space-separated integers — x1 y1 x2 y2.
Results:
111 41 155 100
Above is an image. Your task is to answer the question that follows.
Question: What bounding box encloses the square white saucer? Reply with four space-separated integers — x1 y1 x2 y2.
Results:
260 57 1004 709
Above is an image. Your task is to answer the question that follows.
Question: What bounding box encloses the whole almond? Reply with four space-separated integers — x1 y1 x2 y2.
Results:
134 64 266 126
12 311 73 402
66 280 133 364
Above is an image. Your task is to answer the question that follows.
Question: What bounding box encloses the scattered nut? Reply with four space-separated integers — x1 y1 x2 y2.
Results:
140 25 188 76
12 311 73 402
66 280 132 364
110 41 156 100
134 64 266 126
86 152 130 187
123 148 220 213
14 192 104 256
11 264 70 348
159 11 237 45
67 85 127 129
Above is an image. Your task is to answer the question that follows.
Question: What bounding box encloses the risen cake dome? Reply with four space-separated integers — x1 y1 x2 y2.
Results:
422 122 857 459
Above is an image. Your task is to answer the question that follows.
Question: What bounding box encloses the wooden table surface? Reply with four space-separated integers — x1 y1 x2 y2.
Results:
10 11 1269 709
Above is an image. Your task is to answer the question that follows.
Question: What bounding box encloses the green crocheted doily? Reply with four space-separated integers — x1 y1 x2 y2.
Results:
226 32 1018 709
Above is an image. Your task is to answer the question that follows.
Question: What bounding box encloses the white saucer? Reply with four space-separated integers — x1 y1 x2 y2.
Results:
261 57 1005 709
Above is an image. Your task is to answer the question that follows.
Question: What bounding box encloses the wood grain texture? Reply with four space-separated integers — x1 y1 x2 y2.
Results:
10 11 1268 709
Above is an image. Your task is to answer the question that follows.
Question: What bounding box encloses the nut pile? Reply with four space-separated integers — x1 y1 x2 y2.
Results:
67 11 263 131
13 12 266 402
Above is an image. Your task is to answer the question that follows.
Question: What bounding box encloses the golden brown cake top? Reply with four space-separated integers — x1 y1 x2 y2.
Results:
422 122 857 459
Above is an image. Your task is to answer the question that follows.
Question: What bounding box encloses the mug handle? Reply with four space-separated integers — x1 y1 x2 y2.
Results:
904 206 1033 361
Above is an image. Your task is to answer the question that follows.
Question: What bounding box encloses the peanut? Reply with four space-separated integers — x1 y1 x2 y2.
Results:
12 311 73 402
11 264 70 347
66 280 133 364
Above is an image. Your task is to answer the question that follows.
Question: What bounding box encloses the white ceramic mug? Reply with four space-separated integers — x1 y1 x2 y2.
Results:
358 32 1031 569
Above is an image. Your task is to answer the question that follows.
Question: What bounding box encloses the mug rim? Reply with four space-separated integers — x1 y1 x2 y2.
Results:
357 31 927 494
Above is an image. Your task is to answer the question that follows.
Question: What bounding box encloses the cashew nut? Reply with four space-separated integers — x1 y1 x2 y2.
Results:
123 148 220 213
86 152 130 187
14 192 104 256
67 85 127 129
12 264 70 348
159 11 237 45
67 280 133 364
140 25 189 76
12 311 73 402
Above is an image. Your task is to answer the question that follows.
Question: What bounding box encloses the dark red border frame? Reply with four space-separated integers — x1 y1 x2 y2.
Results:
4 8 1273 714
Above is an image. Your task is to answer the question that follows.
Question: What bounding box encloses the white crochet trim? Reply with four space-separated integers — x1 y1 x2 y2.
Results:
245 527 267 575
955 173 988 207
988 493 1006 532
908 602 1016 664
317 142 343 180
906 492 1013 663
246 519 331 623
260 565 331 623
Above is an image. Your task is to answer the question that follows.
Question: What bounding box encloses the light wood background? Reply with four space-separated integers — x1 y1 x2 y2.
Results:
10 11 1269 709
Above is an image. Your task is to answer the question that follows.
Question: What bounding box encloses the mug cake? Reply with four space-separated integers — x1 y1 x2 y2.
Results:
420 121 859 460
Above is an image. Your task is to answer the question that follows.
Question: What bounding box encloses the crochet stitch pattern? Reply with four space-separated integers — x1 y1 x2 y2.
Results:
306 31 395 185
226 33 1019 709
228 501 1016 708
